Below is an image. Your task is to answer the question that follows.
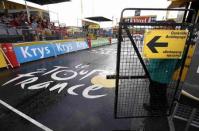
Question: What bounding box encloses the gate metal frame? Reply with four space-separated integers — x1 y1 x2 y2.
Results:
112 8 196 119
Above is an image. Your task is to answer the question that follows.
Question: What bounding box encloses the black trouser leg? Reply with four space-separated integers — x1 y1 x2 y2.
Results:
149 81 168 109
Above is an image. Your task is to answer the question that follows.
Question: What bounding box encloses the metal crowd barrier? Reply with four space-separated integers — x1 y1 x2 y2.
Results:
107 8 197 118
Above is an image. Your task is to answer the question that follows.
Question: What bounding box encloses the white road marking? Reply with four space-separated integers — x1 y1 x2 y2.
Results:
90 48 118 55
0 99 53 131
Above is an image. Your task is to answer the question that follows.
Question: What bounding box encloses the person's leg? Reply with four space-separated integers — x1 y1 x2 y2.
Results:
143 81 159 111
157 83 168 109
148 81 168 110
149 81 158 108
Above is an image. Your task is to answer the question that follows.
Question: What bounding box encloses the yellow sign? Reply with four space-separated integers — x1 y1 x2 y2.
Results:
0 48 7 68
143 30 188 59
173 44 196 81
88 24 100 29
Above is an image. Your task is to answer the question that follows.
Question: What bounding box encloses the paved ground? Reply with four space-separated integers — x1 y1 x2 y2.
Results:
0 44 197 131
0 44 132 131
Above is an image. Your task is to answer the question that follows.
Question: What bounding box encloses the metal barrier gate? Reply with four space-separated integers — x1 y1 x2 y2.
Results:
111 8 196 118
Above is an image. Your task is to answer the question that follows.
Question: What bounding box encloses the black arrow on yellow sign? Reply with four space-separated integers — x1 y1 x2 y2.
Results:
147 36 168 53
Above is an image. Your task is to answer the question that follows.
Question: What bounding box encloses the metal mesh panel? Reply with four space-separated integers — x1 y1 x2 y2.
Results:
193 111 199 127
175 104 193 119
117 79 150 117
117 28 149 117
116 23 189 118
174 104 199 128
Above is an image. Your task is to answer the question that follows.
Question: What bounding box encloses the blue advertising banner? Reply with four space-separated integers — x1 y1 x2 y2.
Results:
14 44 55 63
53 41 89 55
14 41 89 63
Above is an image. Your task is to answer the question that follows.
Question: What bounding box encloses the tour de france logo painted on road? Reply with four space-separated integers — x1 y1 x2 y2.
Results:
2 64 115 99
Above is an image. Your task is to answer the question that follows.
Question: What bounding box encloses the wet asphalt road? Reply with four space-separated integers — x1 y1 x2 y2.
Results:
0 44 132 131
2 43 195 131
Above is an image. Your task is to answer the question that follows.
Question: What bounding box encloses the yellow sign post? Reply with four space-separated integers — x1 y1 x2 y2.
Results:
0 48 7 68
143 30 188 59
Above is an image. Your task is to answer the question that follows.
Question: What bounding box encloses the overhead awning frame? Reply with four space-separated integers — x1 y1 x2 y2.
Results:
25 0 71 5
85 16 112 22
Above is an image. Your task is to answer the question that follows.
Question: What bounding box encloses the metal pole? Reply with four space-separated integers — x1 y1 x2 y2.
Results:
2 0 5 9
24 0 30 23
112 16 114 27
185 108 197 131
195 10 199 23
56 12 60 27
114 22 122 118
81 0 83 19
47 5 50 20
168 116 176 131
166 10 169 20
182 2 190 22
92 0 94 16
77 17 78 27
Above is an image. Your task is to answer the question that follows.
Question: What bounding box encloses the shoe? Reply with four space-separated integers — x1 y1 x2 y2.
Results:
143 103 153 112
143 103 168 114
